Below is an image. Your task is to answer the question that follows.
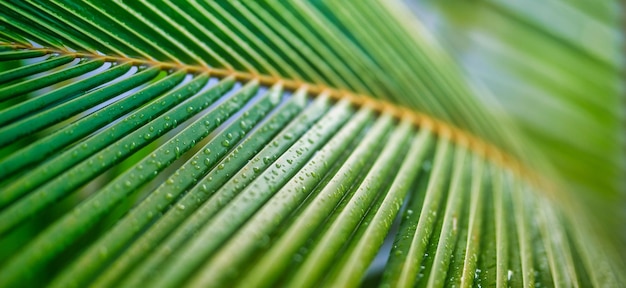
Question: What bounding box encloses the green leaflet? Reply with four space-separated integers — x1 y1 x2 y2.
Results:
0 54 73 84
0 1 624 288
0 50 47 60
0 59 105 102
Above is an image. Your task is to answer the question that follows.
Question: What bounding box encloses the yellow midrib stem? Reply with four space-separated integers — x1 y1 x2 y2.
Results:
4 43 544 187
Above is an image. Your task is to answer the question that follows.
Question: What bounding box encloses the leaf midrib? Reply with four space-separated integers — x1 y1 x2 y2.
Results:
1 42 537 186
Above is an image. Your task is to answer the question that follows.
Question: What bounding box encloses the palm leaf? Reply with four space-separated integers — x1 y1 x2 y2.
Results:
0 1 623 287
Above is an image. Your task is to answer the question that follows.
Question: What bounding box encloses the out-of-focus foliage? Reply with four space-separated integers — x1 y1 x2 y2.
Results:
410 0 626 255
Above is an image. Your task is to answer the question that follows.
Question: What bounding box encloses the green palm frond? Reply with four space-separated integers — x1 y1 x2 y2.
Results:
411 0 626 230
0 1 623 287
